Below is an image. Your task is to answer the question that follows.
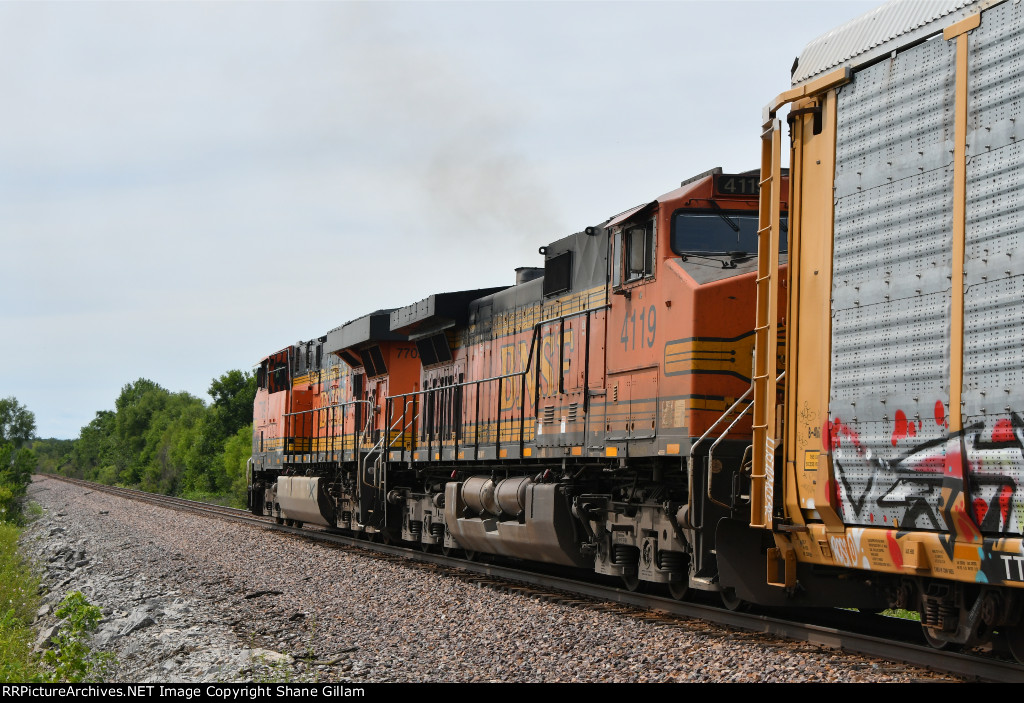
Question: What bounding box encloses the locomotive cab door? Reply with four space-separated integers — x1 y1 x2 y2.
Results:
607 214 661 455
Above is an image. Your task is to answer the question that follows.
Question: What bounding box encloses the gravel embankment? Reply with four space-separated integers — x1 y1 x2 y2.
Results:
21 475 960 683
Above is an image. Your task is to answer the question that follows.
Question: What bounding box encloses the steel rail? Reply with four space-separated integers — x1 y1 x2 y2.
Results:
38 474 1024 682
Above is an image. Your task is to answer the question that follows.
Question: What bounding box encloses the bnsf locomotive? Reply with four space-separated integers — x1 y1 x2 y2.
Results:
250 0 1024 659
250 166 777 602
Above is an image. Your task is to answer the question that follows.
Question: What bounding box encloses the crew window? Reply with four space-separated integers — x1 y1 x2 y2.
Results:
624 220 655 282
612 232 622 288
268 360 289 393
671 210 788 256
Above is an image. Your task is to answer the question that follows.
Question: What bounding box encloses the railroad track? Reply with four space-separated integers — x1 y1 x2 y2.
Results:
39 474 1024 682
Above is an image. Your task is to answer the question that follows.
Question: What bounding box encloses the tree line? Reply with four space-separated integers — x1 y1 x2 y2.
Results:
31 370 256 507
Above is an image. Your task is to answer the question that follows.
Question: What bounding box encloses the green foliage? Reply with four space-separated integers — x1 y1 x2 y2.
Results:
881 608 921 621
209 370 257 439
31 439 74 476
0 523 43 682
0 399 39 524
55 370 255 507
0 398 36 449
43 592 113 683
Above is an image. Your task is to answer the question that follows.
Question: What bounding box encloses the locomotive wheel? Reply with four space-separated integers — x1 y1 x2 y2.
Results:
720 587 745 611
667 580 690 601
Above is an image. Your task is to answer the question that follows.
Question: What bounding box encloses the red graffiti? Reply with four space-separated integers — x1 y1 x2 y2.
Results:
825 417 865 455
903 454 946 473
992 419 1015 443
973 497 988 525
934 400 947 429
891 409 919 446
999 484 1014 528
886 532 903 569
946 449 963 478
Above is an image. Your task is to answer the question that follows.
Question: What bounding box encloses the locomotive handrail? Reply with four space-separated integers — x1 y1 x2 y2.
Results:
376 304 608 463
365 408 409 488
690 386 755 456
706 371 785 510
283 399 375 455
382 399 418 464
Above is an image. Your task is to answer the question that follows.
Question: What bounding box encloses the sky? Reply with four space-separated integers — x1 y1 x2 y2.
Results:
0 0 879 440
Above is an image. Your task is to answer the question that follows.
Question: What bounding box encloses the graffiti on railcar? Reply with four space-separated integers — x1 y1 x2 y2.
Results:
828 403 1024 538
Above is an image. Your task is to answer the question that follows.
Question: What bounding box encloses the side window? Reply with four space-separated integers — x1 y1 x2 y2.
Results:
624 220 655 282
612 231 622 288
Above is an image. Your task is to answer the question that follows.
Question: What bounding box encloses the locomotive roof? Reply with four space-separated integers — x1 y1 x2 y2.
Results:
792 0 992 86
390 287 508 338
605 168 726 227
324 309 405 355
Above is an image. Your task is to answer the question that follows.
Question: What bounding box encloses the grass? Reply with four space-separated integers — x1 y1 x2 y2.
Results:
0 504 114 683
881 608 921 621
0 521 44 682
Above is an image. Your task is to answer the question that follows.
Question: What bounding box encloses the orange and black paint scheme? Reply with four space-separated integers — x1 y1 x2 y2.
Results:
249 167 813 600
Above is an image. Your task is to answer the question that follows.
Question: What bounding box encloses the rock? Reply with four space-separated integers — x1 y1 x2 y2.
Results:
120 611 157 637
35 623 61 650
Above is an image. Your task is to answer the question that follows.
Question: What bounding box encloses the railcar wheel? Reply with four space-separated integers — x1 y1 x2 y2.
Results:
921 625 960 652
294 521 303 529
420 541 433 553
464 550 478 562
720 587 745 611
621 573 642 592
1005 625 1024 664
668 580 690 601
275 516 284 525
285 518 294 527
441 543 453 557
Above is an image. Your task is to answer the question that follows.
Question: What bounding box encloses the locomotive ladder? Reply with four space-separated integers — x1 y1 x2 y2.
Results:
750 116 784 531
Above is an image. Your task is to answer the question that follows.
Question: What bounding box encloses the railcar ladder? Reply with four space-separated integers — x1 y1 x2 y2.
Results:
750 117 783 531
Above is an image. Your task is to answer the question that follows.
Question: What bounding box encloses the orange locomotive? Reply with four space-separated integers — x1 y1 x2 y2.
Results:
249 167 822 603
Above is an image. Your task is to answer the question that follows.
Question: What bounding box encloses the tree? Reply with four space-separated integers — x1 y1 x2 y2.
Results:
208 370 256 439
0 397 38 522
0 397 36 448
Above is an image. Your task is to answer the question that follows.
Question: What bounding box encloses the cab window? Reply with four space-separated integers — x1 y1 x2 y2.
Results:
671 210 788 256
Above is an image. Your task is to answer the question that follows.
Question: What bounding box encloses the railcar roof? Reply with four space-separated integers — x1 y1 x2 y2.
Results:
792 0 994 86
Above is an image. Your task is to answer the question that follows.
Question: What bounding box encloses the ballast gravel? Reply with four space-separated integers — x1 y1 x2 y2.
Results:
21 476 961 683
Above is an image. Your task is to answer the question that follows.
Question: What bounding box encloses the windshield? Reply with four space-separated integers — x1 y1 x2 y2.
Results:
671 210 788 256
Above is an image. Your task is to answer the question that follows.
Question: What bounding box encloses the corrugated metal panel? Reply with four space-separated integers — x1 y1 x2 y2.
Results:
793 0 993 86
828 25 955 530
963 0 1024 536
